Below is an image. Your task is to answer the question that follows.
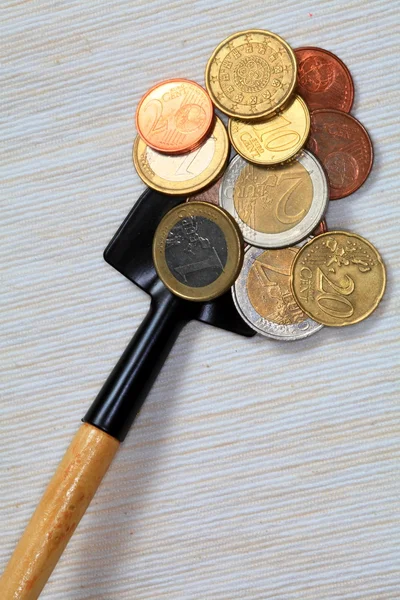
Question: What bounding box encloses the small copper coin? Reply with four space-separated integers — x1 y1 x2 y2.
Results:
186 178 221 205
307 109 374 200
136 79 214 154
311 218 328 237
295 47 354 112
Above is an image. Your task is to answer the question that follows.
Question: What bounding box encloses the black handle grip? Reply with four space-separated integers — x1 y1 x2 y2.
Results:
83 280 196 441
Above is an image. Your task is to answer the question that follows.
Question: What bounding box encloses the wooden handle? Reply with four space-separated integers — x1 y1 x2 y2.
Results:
0 423 119 600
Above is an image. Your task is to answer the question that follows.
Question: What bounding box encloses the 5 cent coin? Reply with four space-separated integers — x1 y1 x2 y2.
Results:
295 47 354 112
307 109 374 200
136 79 214 154
205 30 297 120
228 95 310 165
291 231 386 326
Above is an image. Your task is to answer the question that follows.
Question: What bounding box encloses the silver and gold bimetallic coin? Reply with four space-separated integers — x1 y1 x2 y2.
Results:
205 30 297 120
228 95 310 165
133 117 229 195
220 150 328 248
233 245 323 340
153 202 243 302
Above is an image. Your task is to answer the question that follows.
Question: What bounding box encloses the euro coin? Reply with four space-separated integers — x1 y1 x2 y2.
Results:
291 231 386 326
153 202 243 302
307 109 374 200
133 117 229 195
136 79 214 154
295 47 354 112
205 30 297 120
219 150 328 248
228 95 310 165
233 245 323 340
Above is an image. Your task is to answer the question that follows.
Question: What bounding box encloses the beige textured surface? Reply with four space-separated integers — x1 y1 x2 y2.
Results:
1 1 399 599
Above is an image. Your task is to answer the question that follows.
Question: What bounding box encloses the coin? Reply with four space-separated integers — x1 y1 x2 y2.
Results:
205 30 297 120
133 117 229 195
228 95 310 165
291 231 386 327
153 202 243 302
295 47 354 112
307 109 374 200
311 218 328 237
232 246 322 340
186 178 221 205
219 150 328 248
136 79 214 154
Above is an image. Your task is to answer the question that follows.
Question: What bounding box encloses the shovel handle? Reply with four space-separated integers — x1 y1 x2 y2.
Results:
0 423 119 600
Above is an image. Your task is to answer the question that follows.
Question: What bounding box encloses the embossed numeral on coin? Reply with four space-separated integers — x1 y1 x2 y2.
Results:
275 176 306 224
254 259 291 289
174 144 205 176
315 268 354 318
144 99 168 136
251 115 300 152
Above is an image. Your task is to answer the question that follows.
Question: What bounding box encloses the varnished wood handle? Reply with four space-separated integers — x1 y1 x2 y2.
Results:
0 423 119 600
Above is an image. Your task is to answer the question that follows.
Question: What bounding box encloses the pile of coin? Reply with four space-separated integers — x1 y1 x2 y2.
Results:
133 29 386 341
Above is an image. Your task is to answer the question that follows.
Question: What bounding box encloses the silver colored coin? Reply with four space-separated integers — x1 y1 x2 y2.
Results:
219 150 329 248
232 245 323 341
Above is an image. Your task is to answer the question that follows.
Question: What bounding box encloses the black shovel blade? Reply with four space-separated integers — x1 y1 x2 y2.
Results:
104 188 255 337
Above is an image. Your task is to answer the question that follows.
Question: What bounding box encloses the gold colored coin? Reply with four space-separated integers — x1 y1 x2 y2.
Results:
291 231 387 327
233 159 313 234
153 202 244 302
247 247 307 324
133 117 229 195
205 30 297 120
228 95 310 165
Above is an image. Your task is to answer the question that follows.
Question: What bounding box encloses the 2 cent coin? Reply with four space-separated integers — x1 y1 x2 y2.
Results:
136 79 214 154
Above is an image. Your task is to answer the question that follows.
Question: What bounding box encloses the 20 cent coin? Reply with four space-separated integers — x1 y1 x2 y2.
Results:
291 231 386 326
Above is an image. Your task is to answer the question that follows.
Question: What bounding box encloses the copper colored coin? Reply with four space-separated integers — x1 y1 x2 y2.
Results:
311 218 328 237
186 178 221 205
136 79 214 154
295 47 354 112
307 109 373 200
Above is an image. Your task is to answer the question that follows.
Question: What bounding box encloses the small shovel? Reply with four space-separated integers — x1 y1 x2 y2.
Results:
1 188 254 600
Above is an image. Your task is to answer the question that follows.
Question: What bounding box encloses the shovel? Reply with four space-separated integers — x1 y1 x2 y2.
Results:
1 188 255 600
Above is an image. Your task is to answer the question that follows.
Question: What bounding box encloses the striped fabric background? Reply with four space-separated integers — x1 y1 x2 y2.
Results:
1 1 399 598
